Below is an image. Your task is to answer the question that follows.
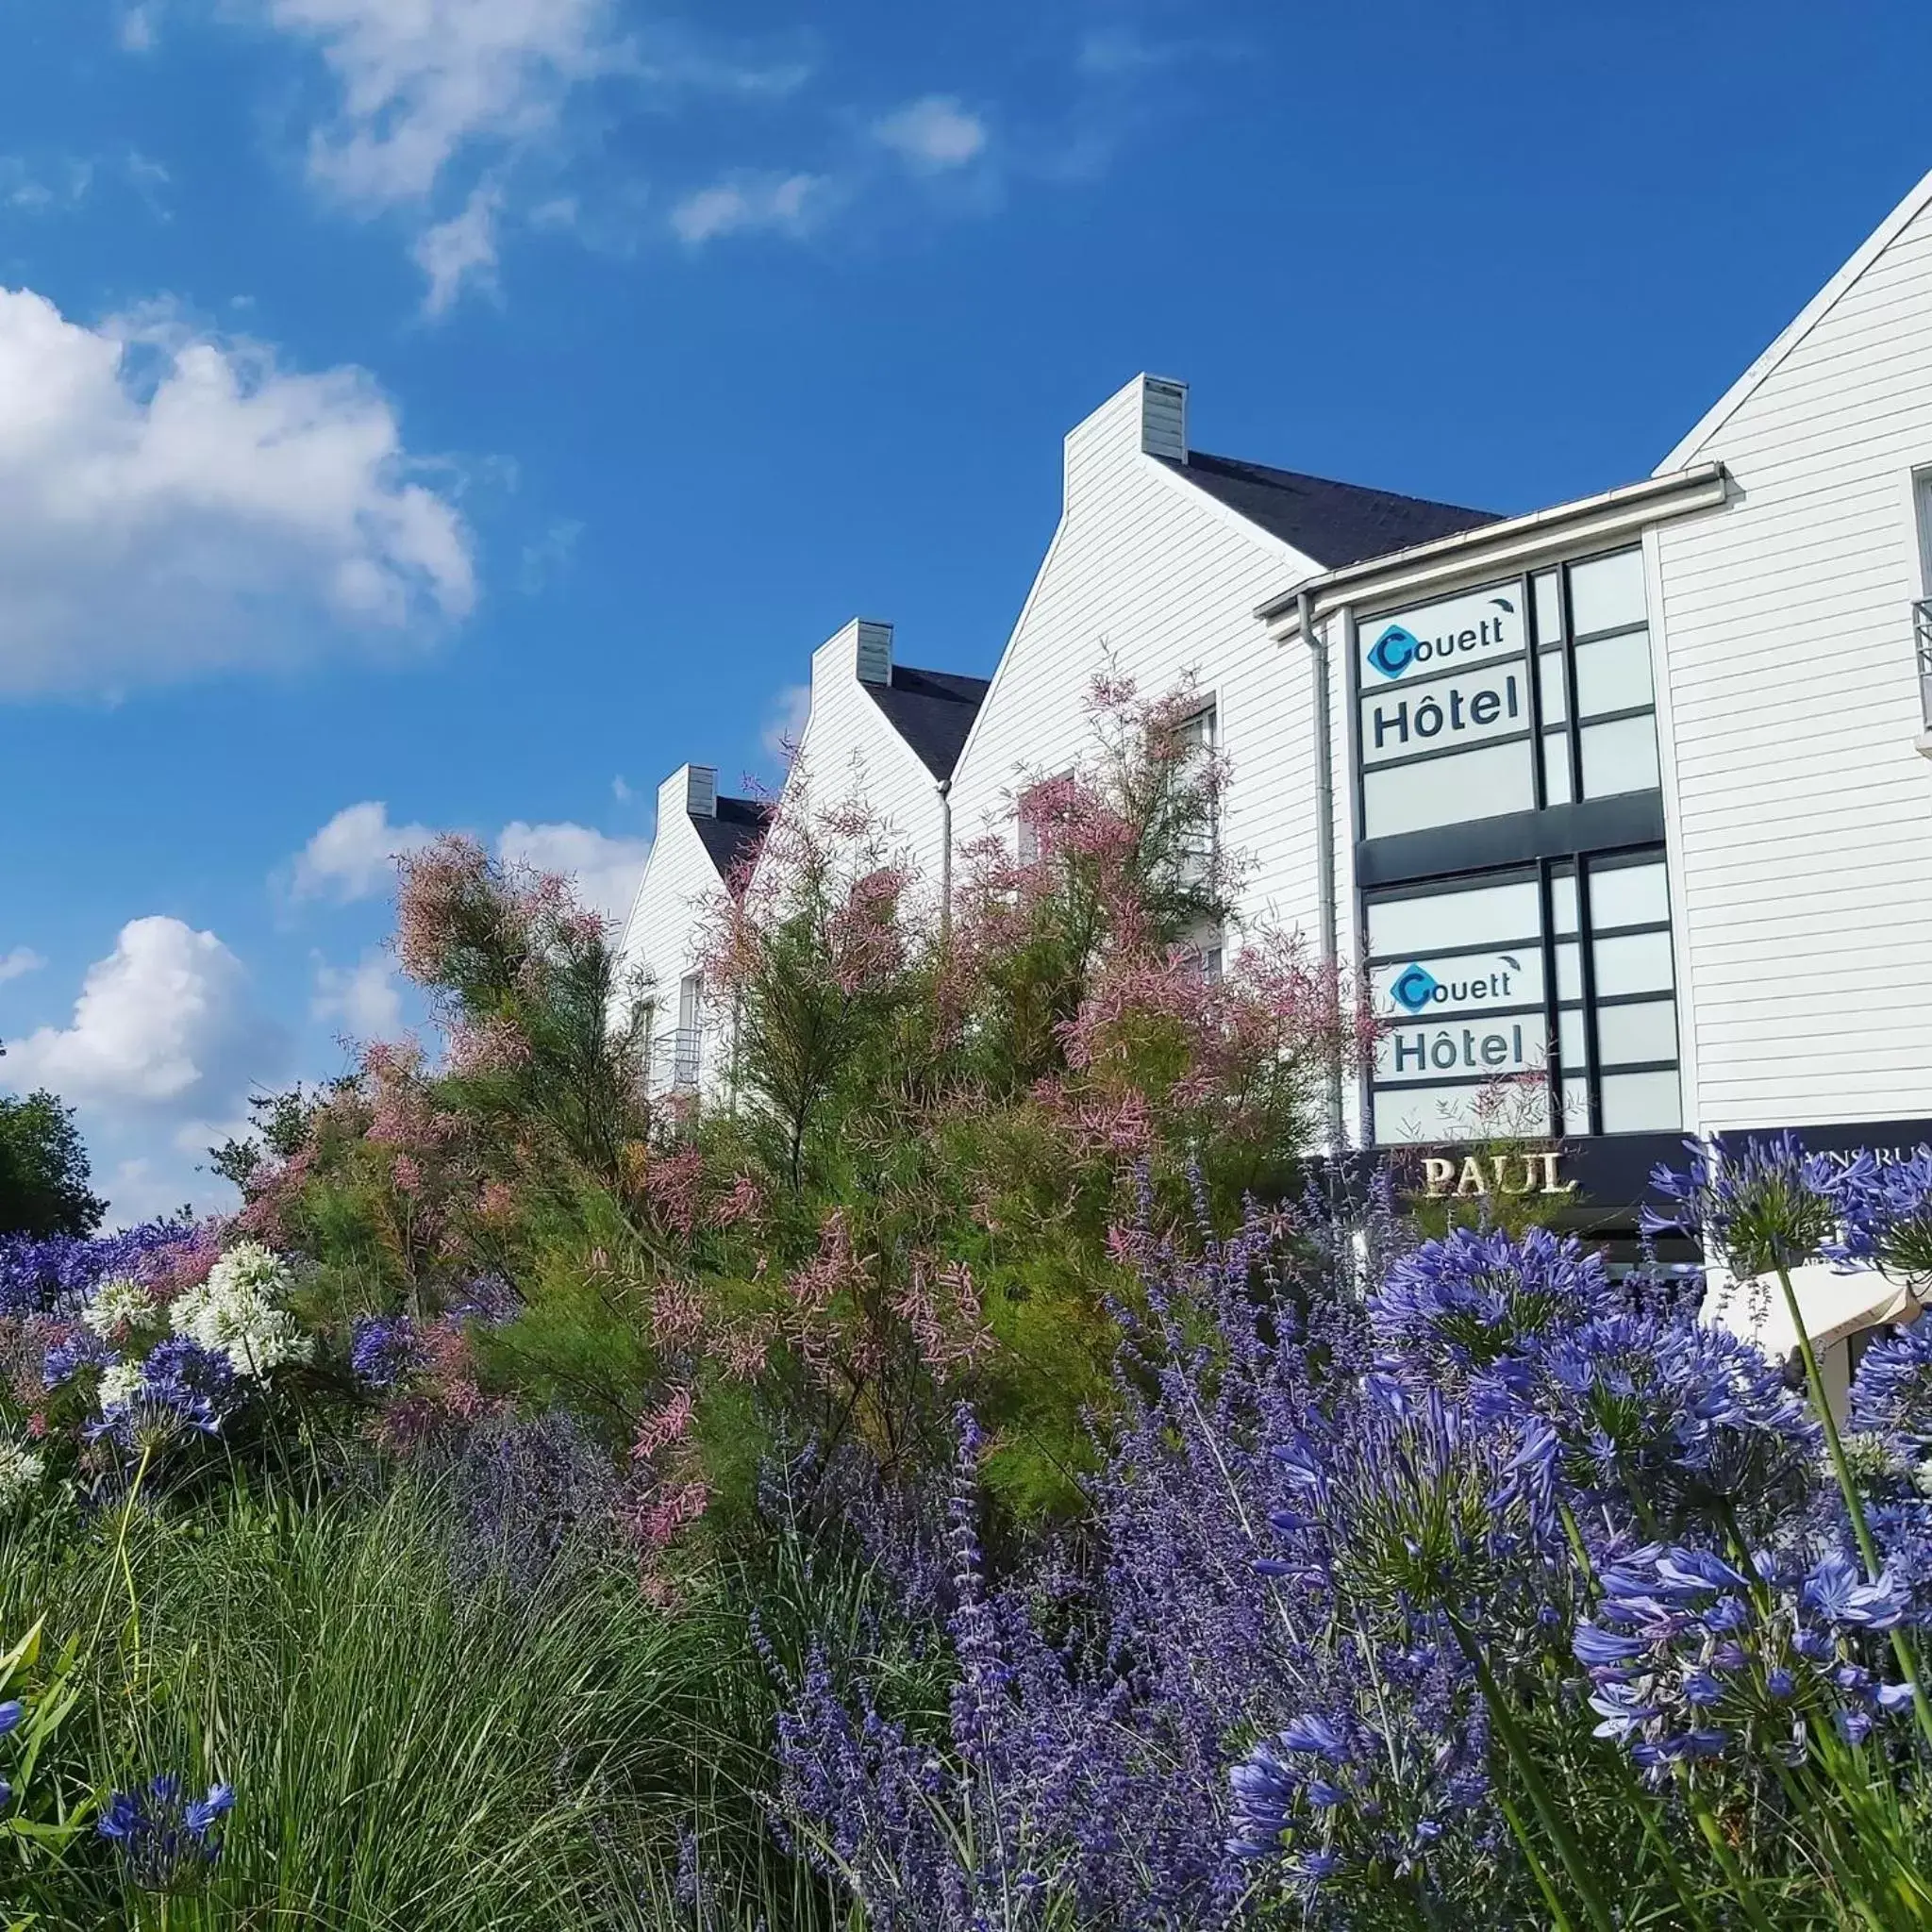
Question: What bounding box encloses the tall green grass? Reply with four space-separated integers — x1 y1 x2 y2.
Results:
0 1475 838 1929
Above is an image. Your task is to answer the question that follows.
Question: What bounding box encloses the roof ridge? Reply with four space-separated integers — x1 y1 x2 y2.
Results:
1185 447 1496 518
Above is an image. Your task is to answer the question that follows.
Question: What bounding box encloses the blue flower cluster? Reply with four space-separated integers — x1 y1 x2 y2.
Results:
1577 1542 1915 1772
87 1337 239 1454
98 1772 235 1890
0 1220 195 1319
349 1314 423 1390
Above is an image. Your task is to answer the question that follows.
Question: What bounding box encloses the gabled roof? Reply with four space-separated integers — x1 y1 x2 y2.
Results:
692 794 772 883
863 662 991 780
1158 449 1500 567
1657 165 1932 474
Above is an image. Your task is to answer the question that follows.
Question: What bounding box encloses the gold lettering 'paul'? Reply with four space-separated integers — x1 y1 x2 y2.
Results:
1420 1152 1576 1201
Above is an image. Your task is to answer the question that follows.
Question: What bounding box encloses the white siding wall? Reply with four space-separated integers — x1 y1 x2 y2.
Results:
753 621 950 917
615 766 735 1102
1654 190 1932 1131
949 375 1329 949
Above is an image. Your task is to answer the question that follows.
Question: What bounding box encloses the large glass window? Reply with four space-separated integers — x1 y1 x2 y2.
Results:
1363 849 1681 1145
1355 545 1660 841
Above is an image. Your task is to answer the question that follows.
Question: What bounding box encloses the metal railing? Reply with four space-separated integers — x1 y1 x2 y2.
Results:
670 1025 701 1093
1916 599 1932 734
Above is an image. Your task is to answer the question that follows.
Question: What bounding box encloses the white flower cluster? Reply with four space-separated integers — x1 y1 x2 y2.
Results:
82 1275 157 1338
0 1434 46 1507
98 1360 144 1411
168 1241 312 1380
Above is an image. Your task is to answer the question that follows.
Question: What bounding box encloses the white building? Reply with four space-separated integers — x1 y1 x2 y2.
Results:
616 763 771 1099
753 617 989 919
616 620 988 1100
616 166 1932 1239
1257 164 1932 1231
949 374 1494 953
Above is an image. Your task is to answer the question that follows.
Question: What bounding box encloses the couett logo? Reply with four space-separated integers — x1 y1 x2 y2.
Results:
1391 963 1441 1014
1365 597 1516 681
1366 625 1420 680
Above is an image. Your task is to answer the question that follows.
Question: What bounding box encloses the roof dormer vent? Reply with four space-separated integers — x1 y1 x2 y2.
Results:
855 620 893 686
1140 375 1188 461
686 765 717 818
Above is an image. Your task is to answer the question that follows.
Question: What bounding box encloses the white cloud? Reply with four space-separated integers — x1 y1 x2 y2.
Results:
761 681 810 764
260 0 620 209
4 917 283 1115
496 822 650 923
0 917 290 1225
874 95 988 172
313 951 404 1037
610 774 633 804
0 946 45 985
118 6 159 53
290 801 437 903
0 290 474 696
413 182 502 315
671 173 821 245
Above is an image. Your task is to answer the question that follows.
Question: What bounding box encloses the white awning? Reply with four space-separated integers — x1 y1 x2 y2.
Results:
1707 1262 1923 1362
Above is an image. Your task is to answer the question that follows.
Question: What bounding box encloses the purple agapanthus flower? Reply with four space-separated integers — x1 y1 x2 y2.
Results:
1641 1133 1839 1281
98 1773 235 1890
87 1338 239 1454
1820 1145 1932 1291
349 1315 423 1391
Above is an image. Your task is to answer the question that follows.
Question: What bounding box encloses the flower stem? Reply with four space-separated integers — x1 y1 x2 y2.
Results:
1773 1260 1932 1751
1448 1613 1617 1932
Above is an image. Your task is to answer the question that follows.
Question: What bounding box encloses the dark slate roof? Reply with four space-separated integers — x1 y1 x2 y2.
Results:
1158 450 1501 569
864 662 992 779
692 794 773 883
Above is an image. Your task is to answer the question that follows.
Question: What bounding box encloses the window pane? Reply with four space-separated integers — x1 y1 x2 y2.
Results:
1580 715 1660 798
1557 1007 1588 1073
1376 1013 1546 1082
1601 1068 1681 1134
1542 733 1574 804
1569 548 1647 636
1538 653 1568 723
1361 740 1534 839
1593 929 1675 997
1556 941 1583 1003
1367 877 1541 958
1574 631 1654 717
1550 871 1579 937
1596 998 1678 1067
1371 949 1546 1019
1533 570 1563 644
1561 1076 1591 1135
1374 1080 1550 1146
1590 859 1671 930
1360 663 1532 769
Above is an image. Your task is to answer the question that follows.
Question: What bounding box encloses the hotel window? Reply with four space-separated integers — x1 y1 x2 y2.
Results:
1362 848 1680 1146
1174 703 1218 890
1355 546 1658 840
1530 547 1659 807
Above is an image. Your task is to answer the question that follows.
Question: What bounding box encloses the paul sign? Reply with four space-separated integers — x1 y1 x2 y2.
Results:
1420 1151 1575 1200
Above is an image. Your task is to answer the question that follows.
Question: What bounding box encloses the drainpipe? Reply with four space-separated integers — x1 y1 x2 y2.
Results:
1301 585 1346 1154
938 776 954 942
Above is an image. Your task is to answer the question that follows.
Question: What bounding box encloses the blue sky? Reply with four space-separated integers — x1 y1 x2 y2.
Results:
1 0 1929 1222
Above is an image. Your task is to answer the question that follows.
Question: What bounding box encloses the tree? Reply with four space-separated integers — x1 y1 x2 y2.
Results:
0 1059 106 1238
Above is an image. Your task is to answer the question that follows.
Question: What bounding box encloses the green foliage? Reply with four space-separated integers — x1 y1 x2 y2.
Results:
0 1077 104 1240
0 1474 836 1930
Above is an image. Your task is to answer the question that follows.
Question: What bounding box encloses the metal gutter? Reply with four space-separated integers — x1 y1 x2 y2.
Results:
1257 462 1729 634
